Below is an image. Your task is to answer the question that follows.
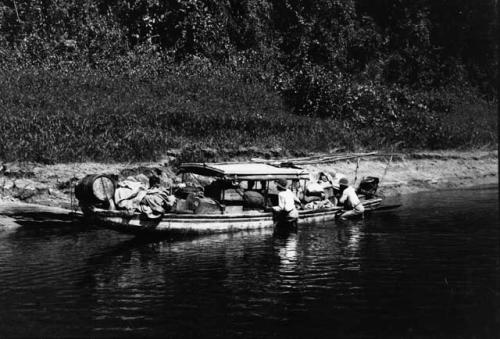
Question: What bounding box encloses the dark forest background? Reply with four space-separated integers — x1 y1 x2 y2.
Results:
0 0 498 162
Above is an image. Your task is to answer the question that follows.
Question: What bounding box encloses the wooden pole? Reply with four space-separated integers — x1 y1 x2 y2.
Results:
13 0 22 22
353 157 360 186
251 151 378 165
263 181 268 208
379 155 393 185
70 176 74 212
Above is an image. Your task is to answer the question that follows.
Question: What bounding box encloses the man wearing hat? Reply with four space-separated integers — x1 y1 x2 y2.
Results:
337 177 365 219
273 178 301 226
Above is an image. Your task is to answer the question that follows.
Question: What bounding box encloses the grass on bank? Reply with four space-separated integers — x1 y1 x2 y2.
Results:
0 64 497 163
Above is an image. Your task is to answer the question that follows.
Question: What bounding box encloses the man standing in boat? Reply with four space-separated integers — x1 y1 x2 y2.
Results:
337 178 365 219
273 178 301 227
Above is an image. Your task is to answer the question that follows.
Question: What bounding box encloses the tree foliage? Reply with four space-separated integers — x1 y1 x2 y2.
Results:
0 0 497 157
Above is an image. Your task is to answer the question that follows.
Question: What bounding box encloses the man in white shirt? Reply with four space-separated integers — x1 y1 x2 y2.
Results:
273 178 301 225
338 177 364 219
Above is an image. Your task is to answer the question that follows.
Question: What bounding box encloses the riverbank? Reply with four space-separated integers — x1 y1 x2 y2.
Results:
0 150 497 210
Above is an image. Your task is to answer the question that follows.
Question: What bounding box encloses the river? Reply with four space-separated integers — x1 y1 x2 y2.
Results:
0 186 498 338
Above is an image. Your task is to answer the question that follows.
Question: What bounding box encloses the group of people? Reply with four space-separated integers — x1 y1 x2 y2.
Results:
111 168 365 222
273 172 365 224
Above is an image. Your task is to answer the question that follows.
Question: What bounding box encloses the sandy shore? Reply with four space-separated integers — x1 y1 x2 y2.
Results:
306 150 498 197
0 150 497 211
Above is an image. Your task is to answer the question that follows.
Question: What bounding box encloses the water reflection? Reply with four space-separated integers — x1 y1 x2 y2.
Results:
0 187 498 338
277 232 297 268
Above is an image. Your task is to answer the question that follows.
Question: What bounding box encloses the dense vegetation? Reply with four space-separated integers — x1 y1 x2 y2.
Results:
0 0 497 163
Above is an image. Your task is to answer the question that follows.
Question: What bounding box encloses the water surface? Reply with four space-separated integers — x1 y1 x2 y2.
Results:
0 187 498 338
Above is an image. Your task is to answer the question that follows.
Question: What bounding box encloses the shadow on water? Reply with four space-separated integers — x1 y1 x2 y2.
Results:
0 202 91 236
1 214 92 239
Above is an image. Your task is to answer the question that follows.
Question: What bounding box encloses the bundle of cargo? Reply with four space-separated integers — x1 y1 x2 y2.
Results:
356 177 380 199
174 193 222 214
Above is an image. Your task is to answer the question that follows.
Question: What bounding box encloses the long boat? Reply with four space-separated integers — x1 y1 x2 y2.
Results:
79 162 384 235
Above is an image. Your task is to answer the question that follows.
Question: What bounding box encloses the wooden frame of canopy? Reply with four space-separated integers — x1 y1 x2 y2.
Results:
179 162 310 209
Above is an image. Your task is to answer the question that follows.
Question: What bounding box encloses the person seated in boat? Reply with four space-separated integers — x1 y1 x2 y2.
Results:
273 178 301 225
317 171 335 200
337 177 364 219
329 171 346 205
318 172 333 187
290 179 304 200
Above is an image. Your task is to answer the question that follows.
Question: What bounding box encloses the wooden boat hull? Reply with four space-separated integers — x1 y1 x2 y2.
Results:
84 198 383 235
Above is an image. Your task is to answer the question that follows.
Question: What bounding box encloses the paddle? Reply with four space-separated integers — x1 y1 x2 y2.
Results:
335 203 402 218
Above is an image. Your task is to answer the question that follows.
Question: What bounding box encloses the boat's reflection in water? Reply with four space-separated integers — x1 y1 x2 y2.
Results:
88 219 366 300
73 217 391 337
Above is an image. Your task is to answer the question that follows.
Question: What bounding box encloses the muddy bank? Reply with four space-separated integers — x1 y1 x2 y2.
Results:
0 150 497 210
306 150 498 197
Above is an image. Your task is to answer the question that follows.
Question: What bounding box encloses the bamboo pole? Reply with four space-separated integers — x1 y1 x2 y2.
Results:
251 151 379 166
379 155 393 185
353 157 360 185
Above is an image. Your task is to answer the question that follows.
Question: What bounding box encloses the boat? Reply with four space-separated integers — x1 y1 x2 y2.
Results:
79 162 385 235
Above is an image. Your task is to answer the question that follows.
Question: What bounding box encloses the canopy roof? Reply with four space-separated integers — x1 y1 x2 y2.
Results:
179 162 309 180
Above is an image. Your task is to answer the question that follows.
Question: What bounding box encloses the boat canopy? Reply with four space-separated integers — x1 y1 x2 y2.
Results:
179 163 310 181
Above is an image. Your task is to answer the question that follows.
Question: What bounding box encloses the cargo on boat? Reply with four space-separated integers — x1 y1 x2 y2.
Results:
78 162 385 235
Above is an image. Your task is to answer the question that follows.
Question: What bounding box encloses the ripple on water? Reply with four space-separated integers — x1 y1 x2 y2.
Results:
0 188 498 338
